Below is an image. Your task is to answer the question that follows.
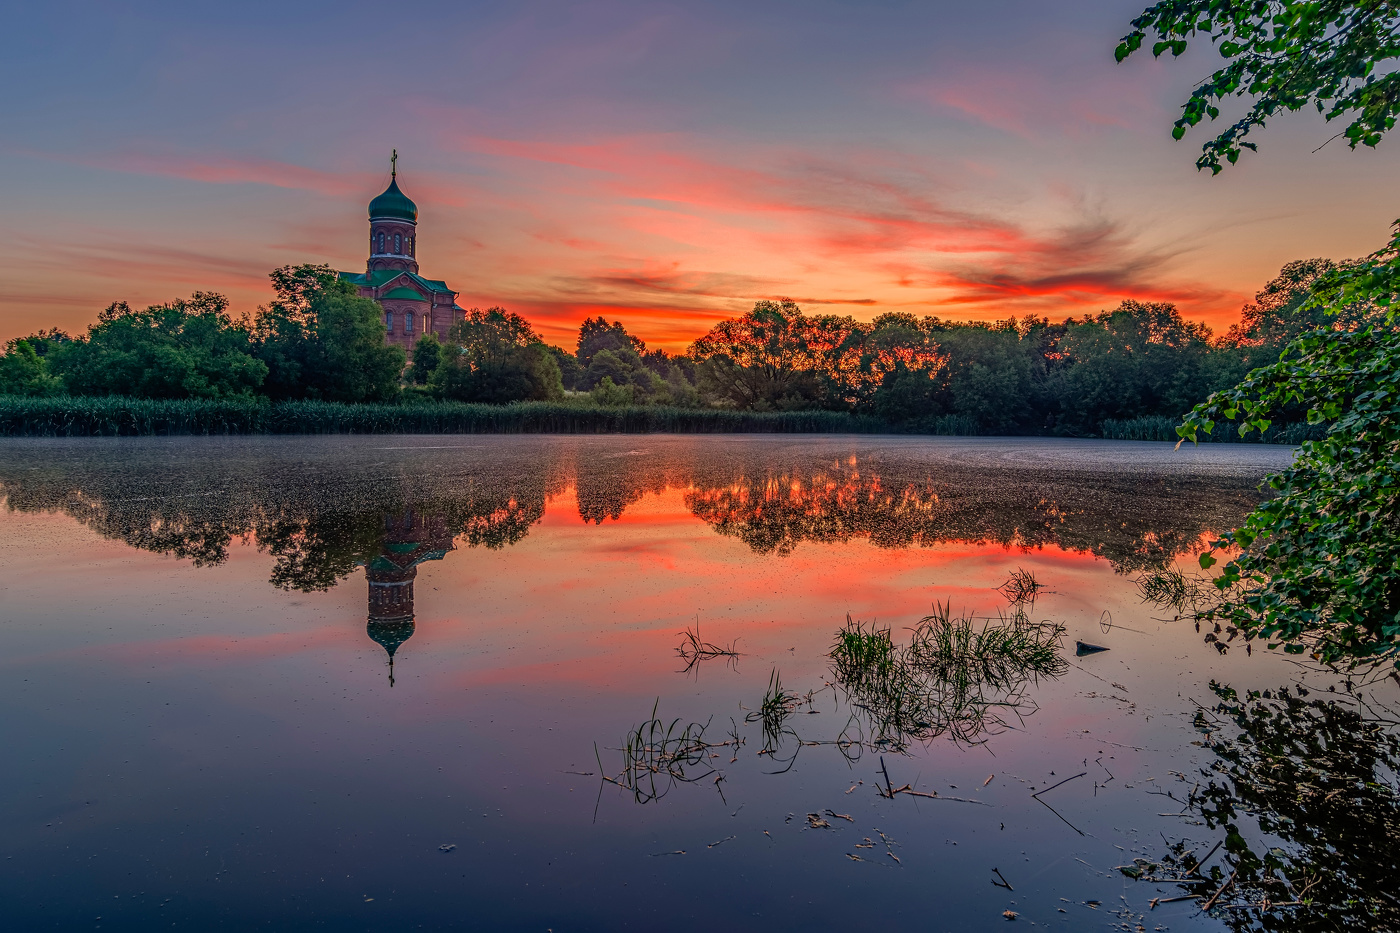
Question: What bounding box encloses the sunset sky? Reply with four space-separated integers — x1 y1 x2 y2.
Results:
3 0 1397 352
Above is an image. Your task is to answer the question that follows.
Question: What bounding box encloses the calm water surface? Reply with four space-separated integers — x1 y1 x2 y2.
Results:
0 435 1383 931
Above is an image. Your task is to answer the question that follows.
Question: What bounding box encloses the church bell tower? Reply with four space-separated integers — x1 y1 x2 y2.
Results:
366 149 419 275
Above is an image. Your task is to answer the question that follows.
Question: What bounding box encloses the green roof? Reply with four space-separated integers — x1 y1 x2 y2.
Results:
381 286 425 301
338 269 455 294
368 177 417 222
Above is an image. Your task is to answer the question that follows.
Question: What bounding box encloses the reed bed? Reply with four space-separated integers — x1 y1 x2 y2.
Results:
3 395 1326 440
1098 415 1323 444
0 395 889 437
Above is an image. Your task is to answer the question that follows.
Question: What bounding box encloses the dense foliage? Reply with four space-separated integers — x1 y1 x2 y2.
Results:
1118 0 1400 172
430 307 563 404
0 258 1345 438
51 293 267 399
253 265 405 402
1176 227 1400 666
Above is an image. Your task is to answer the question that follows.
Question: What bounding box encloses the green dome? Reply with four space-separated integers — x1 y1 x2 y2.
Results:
368 177 417 222
367 617 415 658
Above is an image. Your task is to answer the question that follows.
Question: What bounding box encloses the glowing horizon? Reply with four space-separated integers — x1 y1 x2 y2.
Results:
2 1 1396 354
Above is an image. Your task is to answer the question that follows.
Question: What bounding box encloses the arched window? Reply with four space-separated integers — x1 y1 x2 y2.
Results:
394 233 402 253
404 311 414 335
377 231 385 253
385 310 393 331
408 236 414 256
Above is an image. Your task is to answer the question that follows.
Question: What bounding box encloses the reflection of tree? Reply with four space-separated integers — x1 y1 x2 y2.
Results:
684 459 1261 571
572 453 670 525
0 466 550 593
0 441 1267 581
1130 682 1400 931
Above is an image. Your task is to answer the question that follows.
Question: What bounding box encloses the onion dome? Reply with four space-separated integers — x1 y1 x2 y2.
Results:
368 177 417 223
367 617 415 658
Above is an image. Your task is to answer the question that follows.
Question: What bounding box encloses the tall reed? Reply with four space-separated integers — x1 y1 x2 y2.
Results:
0 396 890 437
1098 415 1323 444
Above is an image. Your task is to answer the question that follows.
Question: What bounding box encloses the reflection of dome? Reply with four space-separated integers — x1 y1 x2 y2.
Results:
367 617 416 658
368 177 418 222
360 510 456 685
367 617 416 688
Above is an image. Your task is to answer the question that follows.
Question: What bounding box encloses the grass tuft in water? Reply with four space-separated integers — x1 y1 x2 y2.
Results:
1136 567 1210 614
675 622 740 674
745 668 808 757
830 603 1066 748
997 568 1043 605
600 700 738 804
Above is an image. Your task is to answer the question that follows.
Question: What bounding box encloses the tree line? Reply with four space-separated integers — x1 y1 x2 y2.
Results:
0 257 1359 435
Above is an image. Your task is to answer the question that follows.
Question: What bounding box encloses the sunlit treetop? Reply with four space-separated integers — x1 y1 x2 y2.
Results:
1117 0 1400 172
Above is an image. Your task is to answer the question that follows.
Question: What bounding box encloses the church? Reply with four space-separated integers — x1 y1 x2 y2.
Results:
338 153 466 351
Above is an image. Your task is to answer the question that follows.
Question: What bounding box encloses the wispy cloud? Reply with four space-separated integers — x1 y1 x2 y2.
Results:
28 149 365 197
447 130 1234 333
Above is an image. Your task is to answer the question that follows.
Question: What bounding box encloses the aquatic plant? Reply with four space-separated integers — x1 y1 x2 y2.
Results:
1099 416 1317 444
829 604 1066 748
599 700 736 805
1136 566 1211 615
997 568 1042 605
744 668 808 757
0 395 891 436
675 622 740 674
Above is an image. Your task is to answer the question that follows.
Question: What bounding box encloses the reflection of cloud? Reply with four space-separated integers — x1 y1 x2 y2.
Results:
97 627 350 666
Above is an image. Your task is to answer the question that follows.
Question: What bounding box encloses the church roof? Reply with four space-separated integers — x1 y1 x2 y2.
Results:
381 286 426 301
368 177 417 222
338 269 455 294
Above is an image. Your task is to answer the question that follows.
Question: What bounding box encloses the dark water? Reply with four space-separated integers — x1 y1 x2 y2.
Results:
0 435 1391 931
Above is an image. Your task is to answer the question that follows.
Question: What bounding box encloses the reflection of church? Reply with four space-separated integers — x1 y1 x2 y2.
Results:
363 511 456 684
337 152 466 352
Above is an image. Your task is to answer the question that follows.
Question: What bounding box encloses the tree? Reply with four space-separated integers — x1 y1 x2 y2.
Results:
1222 258 1380 361
1177 228 1400 666
576 316 644 368
544 344 585 390
51 292 267 399
411 333 442 385
935 324 1033 434
1052 301 1213 434
430 307 564 404
253 264 404 402
691 300 841 410
0 338 64 396
1118 3 1400 666
1117 1 1400 173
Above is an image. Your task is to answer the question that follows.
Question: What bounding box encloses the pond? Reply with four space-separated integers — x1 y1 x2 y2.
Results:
0 435 1394 931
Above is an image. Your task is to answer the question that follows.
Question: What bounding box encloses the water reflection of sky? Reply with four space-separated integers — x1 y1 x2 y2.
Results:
3 436 1387 931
